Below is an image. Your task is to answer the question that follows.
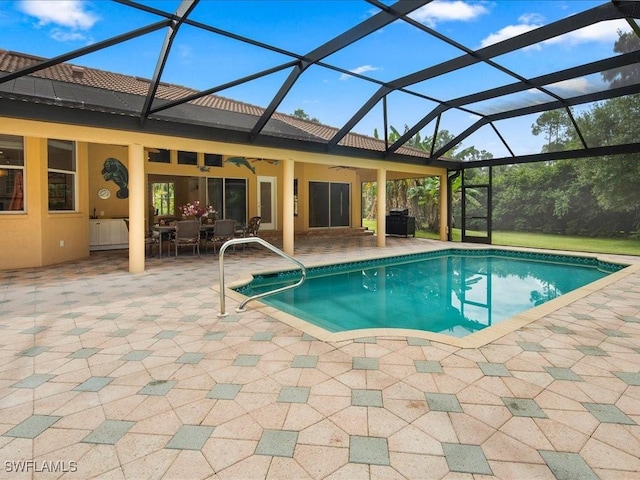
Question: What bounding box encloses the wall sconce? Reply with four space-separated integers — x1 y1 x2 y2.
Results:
198 166 210 172
0 169 8 177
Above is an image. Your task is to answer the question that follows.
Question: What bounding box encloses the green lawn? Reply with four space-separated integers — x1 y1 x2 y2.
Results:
362 220 640 256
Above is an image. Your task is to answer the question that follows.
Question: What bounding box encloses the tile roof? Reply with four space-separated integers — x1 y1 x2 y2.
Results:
0 49 430 159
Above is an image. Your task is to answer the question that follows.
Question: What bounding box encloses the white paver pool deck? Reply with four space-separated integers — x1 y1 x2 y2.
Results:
1 236 639 479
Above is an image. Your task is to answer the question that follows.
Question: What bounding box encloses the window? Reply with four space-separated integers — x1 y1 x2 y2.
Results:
178 150 197 165
309 181 350 228
204 153 222 167
48 139 76 211
152 182 175 215
207 177 247 225
148 148 170 163
0 134 25 212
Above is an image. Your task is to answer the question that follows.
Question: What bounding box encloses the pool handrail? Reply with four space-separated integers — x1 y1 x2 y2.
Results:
217 237 307 317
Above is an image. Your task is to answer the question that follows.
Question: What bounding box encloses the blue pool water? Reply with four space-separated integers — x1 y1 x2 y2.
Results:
235 249 625 337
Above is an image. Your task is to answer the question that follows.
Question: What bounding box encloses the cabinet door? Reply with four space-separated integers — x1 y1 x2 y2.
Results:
105 221 121 245
89 221 100 246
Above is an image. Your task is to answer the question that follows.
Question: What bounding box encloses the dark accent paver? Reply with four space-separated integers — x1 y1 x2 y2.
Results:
517 341 547 352
255 429 298 457
12 374 54 388
4 415 61 439
203 331 226 340
166 425 215 450
576 345 609 357
352 389 383 407
82 420 134 445
176 352 205 364
349 436 390 465
583 403 635 425
233 354 261 367
251 332 274 341
407 337 430 346
292 355 318 368
414 360 443 373
442 443 492 475
278 386 310 403
353 357 378 370
69 348 100 359
74 376 114 392
503 397 547 418
18 346 50 357
425 393 463 413
539 451 598 480
478 362 511 377
122 350 151 361
207 383 243 400
544 366 583 382
138 380 177 396
614 372 640 386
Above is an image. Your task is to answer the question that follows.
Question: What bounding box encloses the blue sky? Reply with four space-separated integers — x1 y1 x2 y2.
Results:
0 0 632 157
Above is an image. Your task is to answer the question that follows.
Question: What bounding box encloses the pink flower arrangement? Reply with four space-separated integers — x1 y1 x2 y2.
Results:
180 201 216 218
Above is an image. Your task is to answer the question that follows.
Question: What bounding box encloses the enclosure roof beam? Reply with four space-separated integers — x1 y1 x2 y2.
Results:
331 0 638 149
388 51 640 154
248 0 432 141
432 83 640 159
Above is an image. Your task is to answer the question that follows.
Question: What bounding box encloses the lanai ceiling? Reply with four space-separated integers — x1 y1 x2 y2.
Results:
1 0 639 170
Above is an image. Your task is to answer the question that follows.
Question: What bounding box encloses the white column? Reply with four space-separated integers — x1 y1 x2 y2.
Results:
128 143 145 273
282 158 295 255
439 173 448 242
376 167 386 247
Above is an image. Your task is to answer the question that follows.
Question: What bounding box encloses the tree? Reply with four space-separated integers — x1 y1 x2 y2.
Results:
454 146 493 162
531 109 572 153
292 108 320 123
601 30 640 88
572 95 640 213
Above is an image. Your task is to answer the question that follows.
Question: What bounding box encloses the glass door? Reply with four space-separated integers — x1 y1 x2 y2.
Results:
461 168 492 244
257 176 276 230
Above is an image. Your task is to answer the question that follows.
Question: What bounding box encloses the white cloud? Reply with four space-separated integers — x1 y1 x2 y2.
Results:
479 13 544 48
18 0 98 41
50 29 88 42
480 23 541 48
544 19 630 47
340 65 380 80
479 15 630 50
518 13 545 25
410 0 488 28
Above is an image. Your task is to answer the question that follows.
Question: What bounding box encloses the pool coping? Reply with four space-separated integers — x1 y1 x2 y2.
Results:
215 244 640 348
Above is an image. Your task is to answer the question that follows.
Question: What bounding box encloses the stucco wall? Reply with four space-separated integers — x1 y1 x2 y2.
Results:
0 117 446 270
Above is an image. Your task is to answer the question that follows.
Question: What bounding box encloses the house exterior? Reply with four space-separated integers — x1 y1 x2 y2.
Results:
0 50 449 272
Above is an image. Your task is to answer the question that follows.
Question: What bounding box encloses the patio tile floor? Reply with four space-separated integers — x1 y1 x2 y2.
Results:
1 236 639 479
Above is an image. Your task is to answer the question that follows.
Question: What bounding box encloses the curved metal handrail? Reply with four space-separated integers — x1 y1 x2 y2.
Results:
217 237 306 317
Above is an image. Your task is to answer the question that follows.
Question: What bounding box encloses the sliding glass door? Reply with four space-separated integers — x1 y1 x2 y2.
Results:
207 177 247 225
309 181 350 228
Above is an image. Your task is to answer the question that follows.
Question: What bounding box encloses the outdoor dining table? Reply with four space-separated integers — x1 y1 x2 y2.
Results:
152 222 216 258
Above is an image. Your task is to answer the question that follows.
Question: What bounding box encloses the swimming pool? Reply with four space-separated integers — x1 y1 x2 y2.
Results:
234 249 627 339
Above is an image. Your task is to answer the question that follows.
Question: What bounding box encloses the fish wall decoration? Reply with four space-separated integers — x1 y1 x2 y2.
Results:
225 157 256 174
102 158 129 199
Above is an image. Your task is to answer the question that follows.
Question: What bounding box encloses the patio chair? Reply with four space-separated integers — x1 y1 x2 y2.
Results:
206 219 237 254
124 218 159 256
237 216 261 250
246 216 261 238
172 219 201 257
